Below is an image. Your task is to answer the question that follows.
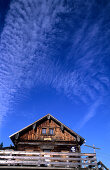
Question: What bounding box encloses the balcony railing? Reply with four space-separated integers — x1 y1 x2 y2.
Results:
0 150 97 169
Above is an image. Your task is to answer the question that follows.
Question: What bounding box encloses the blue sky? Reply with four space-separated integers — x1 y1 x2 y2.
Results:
0 0 110 167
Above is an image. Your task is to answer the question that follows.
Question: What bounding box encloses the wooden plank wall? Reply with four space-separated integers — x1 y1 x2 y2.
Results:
20 120 76 142
14 119 80 152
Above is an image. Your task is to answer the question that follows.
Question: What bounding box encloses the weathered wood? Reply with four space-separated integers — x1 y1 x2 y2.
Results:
97 161 109 170
0 161 97 169
15 133 19 140
0 166 83 169
9 114 85 153
17 119 77 152
0 150 96 156
18 142 76 146
0 150 97 168
0 160 97 166
77 136 80 142
0 155 96 161
33 124 36 130
61 125 64 131
47 115 51 120
10 114 85 154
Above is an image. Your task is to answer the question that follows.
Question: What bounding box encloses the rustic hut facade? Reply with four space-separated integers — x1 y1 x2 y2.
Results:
0 114 102 169
10 114 84 153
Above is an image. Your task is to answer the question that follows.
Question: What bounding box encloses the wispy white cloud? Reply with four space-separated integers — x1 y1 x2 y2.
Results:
77 98 102 129
0 0 68 126
0 0 110 127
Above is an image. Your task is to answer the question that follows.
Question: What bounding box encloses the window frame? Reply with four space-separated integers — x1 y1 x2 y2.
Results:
49 128 54 135
42 128 46 135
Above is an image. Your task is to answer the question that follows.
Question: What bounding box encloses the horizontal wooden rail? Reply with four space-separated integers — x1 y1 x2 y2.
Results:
0 150 96 156
0 155 96 161
0 150 97 169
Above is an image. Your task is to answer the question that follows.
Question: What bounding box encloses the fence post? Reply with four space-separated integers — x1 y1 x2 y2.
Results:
94 154 98 170
8 151 12 166
66 154 69 168
83 159 86 168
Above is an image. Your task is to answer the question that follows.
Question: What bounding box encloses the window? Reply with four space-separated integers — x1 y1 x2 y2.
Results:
49 128 54 135
42 128 46 134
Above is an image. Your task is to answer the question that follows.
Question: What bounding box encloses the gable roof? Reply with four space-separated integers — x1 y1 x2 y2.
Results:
10 114 85 145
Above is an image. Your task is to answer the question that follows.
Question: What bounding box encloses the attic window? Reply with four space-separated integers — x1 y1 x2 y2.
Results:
42 128 46 134
49 128 54 135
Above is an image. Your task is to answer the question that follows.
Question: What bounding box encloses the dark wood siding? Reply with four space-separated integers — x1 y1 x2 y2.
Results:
12 117 81 153
19 119 76 142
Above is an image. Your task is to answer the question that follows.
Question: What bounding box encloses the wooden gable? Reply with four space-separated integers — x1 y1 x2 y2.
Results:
10 114 85 148
19 119 76 142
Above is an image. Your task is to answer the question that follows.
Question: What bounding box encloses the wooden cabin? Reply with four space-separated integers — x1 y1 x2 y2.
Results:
0 114 100 169
10 114 85 153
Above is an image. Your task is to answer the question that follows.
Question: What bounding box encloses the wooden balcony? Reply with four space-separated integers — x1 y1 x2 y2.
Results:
0 150 97 169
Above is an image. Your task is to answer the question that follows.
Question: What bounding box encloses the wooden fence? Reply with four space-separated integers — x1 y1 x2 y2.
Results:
0 150 97 168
